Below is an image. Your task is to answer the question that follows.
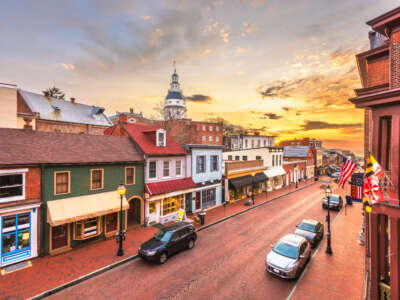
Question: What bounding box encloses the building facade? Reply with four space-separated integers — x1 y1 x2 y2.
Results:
224 132 275 151
349 7 400 300
283 146 315 181
186 145 224 213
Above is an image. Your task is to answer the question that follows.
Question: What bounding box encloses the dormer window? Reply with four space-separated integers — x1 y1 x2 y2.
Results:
156 129 166 147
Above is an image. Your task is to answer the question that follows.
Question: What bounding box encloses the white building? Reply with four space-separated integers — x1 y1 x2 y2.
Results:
224 133 275 151
163 64 186 120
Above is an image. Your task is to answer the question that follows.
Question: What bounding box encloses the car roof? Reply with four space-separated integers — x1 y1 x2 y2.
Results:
280 234 306 246
300 219 319 226
162 222 193 232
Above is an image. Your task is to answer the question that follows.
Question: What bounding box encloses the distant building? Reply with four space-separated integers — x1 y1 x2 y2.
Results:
163 66 186 120
0 83 112 134
283 146 315 180
224 132 275 151
279 137 322 148
108 108 154 126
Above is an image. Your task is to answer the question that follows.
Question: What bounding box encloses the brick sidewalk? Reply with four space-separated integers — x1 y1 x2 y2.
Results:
0 179 317 299
290 184 365 300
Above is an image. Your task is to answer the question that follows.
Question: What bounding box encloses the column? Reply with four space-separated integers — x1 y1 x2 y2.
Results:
370 213 379 300
389 217 400 300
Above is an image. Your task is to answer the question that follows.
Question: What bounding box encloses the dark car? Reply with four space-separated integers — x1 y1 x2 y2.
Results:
138 222 197 264
322 194 343 211
294 219 324 248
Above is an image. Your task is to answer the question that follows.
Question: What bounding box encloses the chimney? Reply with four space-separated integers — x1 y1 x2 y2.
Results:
23 117 33 130
130 108 133 114
119 113 128 124
70 97 75 103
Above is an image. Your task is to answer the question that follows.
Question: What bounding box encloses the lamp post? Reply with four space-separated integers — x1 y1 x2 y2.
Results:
325 185 333 255
117 183 126 256
251 171 255 205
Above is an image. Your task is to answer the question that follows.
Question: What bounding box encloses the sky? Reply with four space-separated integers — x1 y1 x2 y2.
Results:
1 0 399 155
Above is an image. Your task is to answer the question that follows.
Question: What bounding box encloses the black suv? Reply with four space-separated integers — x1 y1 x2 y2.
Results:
138 222 197 264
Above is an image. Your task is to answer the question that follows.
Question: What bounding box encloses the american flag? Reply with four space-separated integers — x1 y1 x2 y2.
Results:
337 155 356 188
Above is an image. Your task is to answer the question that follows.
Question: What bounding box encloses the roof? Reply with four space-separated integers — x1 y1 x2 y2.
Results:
122 124 187 156
166 91 184 100
283 146 311 158
366 7 400 34
19 90 112 127
185 144 224 150
163 221 193 232
281 234 306 246
0 128 143 165
145 178 196 196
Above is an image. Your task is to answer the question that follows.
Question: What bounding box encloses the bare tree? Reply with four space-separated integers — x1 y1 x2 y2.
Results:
43 86 66 99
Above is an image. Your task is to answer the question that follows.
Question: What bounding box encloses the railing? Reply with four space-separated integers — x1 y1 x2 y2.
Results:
380 171 399 206
379 281 390 300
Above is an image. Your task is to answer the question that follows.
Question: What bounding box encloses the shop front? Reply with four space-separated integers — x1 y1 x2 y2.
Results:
45 191 129 255
264 167 286 190
0 204 40 267
228 172 268 201
192 183 223 212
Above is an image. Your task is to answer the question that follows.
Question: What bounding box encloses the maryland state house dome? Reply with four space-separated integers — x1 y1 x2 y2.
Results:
163 62 186 120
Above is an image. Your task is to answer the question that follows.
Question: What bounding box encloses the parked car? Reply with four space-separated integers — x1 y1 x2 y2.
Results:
331 172 341 181
294 219 324 248
322 194 343 211
138 222 197 264
266 234 311 279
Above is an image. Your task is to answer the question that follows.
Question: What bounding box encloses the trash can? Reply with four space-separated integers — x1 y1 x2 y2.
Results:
314 177 319 182
345 195 353 205
198 211 206 225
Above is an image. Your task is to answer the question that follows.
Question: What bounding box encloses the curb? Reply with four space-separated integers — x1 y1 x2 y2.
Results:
30 181 317 299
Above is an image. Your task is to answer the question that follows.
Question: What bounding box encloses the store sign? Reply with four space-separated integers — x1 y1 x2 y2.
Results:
177 208 185 221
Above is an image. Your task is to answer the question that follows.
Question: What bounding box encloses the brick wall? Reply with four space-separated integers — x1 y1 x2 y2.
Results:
367 57 389 87
391 30 400 88
36 120 108 135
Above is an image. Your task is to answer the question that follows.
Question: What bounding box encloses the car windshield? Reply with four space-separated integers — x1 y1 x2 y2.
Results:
329 195 340 203
297 222 316 233
154 230 173 242
273 241 298 259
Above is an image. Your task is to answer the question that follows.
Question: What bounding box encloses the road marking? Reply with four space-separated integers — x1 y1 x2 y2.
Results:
286 207 342 300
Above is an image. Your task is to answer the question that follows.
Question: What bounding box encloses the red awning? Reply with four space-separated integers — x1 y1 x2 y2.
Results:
145 178 196 196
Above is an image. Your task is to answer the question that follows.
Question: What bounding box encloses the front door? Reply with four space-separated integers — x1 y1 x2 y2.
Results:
51 224 68 250
195 192 201 210
185 193 192 214
127 200 138 226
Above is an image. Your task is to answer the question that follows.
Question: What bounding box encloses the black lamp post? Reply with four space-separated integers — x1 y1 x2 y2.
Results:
117 183 126 256
325 185 333 255
251 171 255 205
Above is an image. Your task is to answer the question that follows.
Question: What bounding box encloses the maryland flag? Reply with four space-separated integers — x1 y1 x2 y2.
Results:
365 154 384 180
362 196 371 213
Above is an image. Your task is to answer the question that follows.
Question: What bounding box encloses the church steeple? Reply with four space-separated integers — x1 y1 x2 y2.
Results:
163 61 186 120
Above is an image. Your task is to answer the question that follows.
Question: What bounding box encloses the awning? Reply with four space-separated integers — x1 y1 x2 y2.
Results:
145 178 196 196
264 167 286 178
47 191 129 226
229 172 268 190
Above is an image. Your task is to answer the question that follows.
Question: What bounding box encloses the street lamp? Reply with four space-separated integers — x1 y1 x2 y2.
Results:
117 183 126 256
251 171 255 205
325 184 333 255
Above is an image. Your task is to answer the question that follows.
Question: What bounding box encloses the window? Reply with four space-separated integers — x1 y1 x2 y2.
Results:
245 140 248 148
279 155 282 166
216 126 219 132
176 160 182 176
209 126 213 131
91 169 104 190
157 130 166 147
242 156 248 161
149 202 156 214
235 155 240 160
149 161 157 179
1 213 31 255
197 156 206 173
209 136 213 142
251 140 254 148
202 125 206 131
216 136 220 142
105 213 118 233
201 188 216 209
257 140 260 147
125 167 135 185
264 140 267 147
272 155 275 167
256 156 262 160
55 171 70 195
163 161 170 177
228 155 233 160
0 171 25 202
211 155 219 171
202 136 206 142
74 217 102 240
162 195 183 215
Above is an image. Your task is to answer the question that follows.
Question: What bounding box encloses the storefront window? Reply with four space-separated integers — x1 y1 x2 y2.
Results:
74 217 102 240
162 196 183 215
201 188 216 209
105 213 118 233
149 202 156 214
1 213 30 255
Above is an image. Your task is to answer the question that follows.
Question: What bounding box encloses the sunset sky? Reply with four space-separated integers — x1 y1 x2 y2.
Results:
1 0 398 155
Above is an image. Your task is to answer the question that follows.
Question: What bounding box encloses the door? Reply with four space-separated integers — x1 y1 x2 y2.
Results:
51 224 68 250
195 192 201 210
167 231 181 254
127 200 138 226
185 193 192 214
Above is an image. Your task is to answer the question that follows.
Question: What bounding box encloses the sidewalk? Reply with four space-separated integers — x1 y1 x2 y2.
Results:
0 178 317 300
290 185 365 300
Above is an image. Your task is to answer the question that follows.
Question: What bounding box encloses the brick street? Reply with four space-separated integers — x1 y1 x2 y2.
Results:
45 182 364 300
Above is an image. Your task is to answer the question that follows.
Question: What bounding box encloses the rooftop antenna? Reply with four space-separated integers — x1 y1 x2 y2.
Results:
173 60 176 73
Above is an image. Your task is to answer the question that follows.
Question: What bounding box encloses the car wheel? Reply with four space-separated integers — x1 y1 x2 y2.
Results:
159 252 168 264
188 239 195 249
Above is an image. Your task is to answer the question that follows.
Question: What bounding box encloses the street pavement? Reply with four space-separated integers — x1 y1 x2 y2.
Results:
46 181 363 300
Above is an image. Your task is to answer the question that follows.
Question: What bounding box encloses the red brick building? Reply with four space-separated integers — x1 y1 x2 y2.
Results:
349 7 400 299
282 160 306 187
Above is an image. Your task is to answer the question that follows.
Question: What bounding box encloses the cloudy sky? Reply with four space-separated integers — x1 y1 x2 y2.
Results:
1 0 398 154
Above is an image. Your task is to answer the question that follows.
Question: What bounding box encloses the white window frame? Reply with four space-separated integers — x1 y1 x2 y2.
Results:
202 125 206 131
149 161 157 179
209 126 213 131
0 169 27 203
216 126 219 132
216 136 220 142
176 160 182 177
209 136 213 142
202 136 206 142
163 160 170 178
156 129 166 147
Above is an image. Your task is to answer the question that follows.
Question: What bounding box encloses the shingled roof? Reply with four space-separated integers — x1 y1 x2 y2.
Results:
0 128 143 165
283 145 311 158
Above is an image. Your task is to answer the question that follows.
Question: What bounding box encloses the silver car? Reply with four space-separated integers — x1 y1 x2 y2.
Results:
266 234 311 279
